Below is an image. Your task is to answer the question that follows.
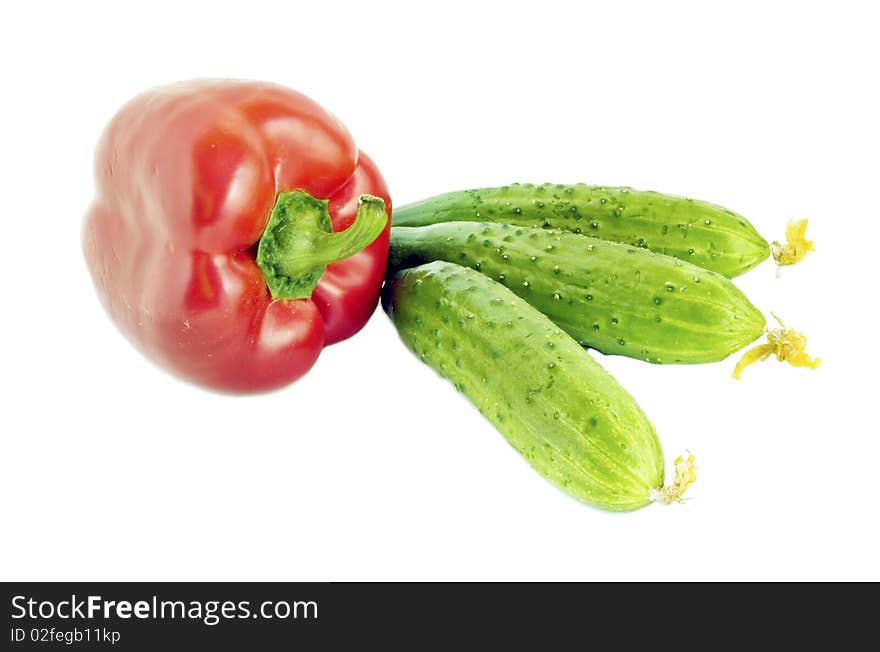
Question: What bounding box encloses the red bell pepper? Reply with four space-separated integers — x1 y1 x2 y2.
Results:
82 80 391 393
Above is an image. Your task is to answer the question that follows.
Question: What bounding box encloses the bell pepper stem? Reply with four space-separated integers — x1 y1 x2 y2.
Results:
257 190 387 300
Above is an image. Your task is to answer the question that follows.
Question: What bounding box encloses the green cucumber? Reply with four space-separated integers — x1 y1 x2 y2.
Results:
390 222 766 364
384 261 691 512
392 183 770 278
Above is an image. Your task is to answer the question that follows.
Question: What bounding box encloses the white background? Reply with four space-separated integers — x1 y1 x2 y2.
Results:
2 1 878 581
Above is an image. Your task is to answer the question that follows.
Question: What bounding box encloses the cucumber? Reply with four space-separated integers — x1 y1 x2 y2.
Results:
390 222 766 364
384 260 690 511
392 183 770 278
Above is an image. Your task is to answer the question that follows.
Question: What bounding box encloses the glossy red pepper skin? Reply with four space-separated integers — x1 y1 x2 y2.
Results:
83 80 391 392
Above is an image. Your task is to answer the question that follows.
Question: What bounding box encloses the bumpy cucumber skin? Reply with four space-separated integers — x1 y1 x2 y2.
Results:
390 222 766 364
392 184 770 278
384 261 665 512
